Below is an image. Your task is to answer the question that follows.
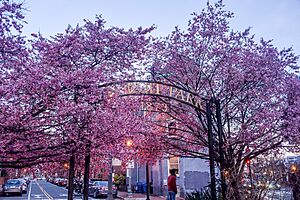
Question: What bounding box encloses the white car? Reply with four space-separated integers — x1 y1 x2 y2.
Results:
267 181 281 190
3 179 23 196
18 179 28 194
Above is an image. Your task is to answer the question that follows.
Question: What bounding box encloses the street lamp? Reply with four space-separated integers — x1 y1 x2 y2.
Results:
126 139 133 148
64 163 70 169
291 164 297 173
223 169 230 179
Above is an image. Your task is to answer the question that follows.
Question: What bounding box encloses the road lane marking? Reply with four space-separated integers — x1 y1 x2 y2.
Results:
28 180 32 200
35 181 54 200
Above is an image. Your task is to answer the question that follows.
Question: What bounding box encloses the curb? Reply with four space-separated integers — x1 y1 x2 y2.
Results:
118 195 168 200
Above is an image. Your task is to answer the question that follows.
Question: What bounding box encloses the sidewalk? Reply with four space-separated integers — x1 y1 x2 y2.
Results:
118 191 184 200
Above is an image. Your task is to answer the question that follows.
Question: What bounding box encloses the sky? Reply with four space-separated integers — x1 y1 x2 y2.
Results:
21 0 300 61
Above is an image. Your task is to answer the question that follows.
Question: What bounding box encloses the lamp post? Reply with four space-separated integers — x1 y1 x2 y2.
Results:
126 139 134 195
127 168 132 194
289 163 299 200
245 158 252 188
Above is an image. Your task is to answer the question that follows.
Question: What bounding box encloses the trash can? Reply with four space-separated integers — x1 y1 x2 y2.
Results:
142 182 147 193
137 182 143 193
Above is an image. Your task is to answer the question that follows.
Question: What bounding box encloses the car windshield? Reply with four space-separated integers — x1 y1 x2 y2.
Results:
7 179 21 185
94 181 108 186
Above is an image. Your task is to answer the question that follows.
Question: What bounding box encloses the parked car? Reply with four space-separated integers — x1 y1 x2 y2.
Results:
24 177 30 185
49 177 57 184
267 181 281 190
18 179 28 193
88 181 117 198
74 180 83 194
53 178 61 185
46 177 53 182
57 178 68 187
52 178 67 186
3 179 23 196
53 178 62 185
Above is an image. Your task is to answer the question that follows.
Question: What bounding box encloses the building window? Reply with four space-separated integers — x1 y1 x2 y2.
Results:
169 156 179 175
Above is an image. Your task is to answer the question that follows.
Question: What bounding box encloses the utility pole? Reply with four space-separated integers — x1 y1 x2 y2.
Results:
246 158 253 189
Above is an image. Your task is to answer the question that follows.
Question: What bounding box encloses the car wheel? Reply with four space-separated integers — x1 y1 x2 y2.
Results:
93 191 97 198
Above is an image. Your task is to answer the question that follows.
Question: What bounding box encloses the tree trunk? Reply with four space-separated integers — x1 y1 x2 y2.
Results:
229 179 242 200
83 147 91 200
68 155 75 200
107 156 113 200
146 164 150 200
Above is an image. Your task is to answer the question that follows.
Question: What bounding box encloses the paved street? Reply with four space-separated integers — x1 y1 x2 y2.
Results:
0 180 182 200
0 179 295 200
0 180 93 200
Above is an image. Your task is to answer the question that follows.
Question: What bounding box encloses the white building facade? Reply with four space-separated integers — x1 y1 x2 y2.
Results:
127 157 210 197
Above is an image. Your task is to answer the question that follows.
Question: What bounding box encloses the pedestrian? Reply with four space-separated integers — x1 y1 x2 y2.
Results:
167 169 177 200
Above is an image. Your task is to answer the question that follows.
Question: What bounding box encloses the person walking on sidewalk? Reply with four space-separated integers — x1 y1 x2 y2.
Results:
167 169 177 200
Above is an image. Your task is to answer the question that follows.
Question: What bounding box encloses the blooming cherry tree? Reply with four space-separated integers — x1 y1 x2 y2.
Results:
148 1 299 199
28 15 159 199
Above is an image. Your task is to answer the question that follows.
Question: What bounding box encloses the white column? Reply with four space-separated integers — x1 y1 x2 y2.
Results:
127 168 132 194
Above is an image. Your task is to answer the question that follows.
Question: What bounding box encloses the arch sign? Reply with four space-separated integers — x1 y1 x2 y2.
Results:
119 81 204 111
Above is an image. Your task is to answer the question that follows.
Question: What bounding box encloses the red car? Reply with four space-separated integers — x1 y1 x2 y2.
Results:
57 178 68 186
53 178 68 186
